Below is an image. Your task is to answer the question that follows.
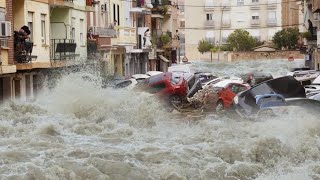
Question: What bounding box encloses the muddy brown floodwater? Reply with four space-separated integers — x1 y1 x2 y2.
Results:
1 59 320 180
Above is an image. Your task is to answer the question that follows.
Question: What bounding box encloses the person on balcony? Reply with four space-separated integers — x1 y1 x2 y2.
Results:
87 28 95 41
308 19 314 36
143 29 151 48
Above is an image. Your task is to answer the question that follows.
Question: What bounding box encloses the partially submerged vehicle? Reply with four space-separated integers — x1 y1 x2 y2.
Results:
241 71 273 86
194 72 218 85
114 78 138 90
201 79 250 112
304 75 320 93
232 76 320 119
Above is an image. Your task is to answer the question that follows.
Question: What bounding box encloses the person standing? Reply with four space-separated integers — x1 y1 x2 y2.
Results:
143 29 150 47
308 19 314 36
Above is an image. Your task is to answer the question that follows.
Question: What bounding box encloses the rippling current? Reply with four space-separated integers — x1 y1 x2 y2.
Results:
1 59 320 180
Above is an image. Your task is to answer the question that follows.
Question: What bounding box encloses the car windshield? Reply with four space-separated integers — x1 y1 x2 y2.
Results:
171 73 181 85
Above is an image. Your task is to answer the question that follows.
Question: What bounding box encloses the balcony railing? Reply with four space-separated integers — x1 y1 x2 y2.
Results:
250 2 260 10
48 0 74 7
267 0 277 9
221 1 231 10
87 35 112 55
267 19 277 26
112 27 137 45
50 39 78 60
13 31 37 63
91 26 117 37
251 19 260 26
204 20 215 27
86 0 98 6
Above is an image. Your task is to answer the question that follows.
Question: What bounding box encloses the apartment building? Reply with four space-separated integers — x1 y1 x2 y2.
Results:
0 0 93 103
184 0 282 60
303 0 320 70
0 0 16 102
149 0 179 72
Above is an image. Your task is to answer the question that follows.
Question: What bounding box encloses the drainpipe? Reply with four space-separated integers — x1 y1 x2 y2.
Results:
218 6 225 62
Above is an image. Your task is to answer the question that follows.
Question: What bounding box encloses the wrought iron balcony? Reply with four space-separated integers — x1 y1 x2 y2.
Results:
13 31 37 63
50 39 78 60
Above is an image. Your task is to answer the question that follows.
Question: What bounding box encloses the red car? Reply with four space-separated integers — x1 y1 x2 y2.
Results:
204 79 250 112
140 72 188 107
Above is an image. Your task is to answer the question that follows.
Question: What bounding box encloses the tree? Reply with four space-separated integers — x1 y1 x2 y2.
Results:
226 29 257 51
198 40 213 54
272 28 300 50
197 40 218 62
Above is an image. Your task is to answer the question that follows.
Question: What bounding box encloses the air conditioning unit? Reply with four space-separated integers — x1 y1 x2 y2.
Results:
101 4 107 12
0 21 11 37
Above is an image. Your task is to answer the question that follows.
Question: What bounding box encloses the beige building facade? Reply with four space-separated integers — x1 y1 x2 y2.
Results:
184 0 282 60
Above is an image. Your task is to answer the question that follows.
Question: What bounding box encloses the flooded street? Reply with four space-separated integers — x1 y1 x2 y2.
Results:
1 59 320 180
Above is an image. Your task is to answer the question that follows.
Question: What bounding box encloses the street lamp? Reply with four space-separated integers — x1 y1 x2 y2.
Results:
218 6 226 61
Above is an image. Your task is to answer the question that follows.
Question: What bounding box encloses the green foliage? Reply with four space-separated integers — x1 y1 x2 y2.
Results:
220 45 232 51
301 31 312 39
159 33 171 47
272 28 300 50
197 40 214 54
226 29 257 51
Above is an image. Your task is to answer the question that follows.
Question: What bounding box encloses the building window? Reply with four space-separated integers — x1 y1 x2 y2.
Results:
180 21 185 28
71 17 76 40
41 14 46 44
237 0 244 6
268 11 277 24
252 15 259 20
206 14 213 21
80 19 84 45
27 12 34 41
252 0 259 3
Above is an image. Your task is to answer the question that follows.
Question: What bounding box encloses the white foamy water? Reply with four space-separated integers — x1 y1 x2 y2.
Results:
1 59 320 180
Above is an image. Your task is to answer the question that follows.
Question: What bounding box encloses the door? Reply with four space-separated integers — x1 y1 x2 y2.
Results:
224 84 239 107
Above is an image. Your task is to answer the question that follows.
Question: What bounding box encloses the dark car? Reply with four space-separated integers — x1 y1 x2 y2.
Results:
241 71 273 86
182 73 203 98
138 72 188 107
232 76 307 119
194 72 218 85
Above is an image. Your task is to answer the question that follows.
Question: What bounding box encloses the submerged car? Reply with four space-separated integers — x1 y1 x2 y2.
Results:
232 76 317 119
114 78 138 90
138 72 188 107
203 79 250 112
194 72 218 85
241 71 273 86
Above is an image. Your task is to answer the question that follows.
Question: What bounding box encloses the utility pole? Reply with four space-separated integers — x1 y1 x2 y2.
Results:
218 6 225 62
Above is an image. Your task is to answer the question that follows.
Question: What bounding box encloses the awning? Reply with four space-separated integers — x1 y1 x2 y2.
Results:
159 55 169 63
130 8 151 14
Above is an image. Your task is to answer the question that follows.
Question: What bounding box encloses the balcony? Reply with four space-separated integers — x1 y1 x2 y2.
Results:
131 0 152 14
313 0 320 13
251 19 260 27
267 0 277 9
304 27 318 44
48 0 74 8
204 5 214 12
14 32 37 63
267 19 277 26
112 27 137 46
50 39 78 60
221 1 231 11
88 35 111 53
250 2 260 10
204 20 215 27
91 26 117 37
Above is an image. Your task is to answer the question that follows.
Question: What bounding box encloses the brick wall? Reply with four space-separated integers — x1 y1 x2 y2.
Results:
5 0 14 64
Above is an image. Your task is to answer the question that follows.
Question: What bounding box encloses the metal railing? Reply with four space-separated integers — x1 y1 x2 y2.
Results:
204 20 215 27
50 39 78 60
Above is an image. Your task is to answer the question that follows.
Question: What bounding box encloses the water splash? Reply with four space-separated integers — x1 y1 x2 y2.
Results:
0 59 319 179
